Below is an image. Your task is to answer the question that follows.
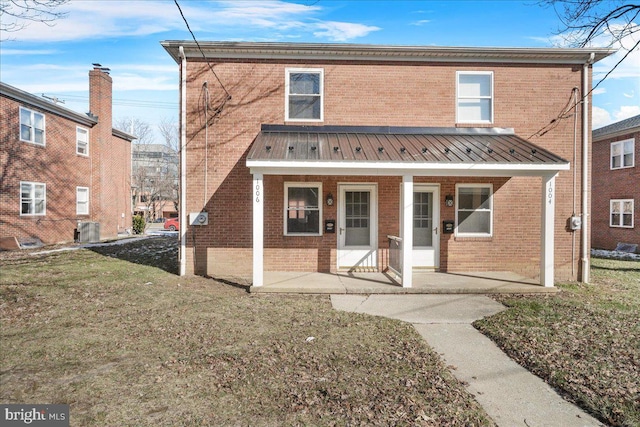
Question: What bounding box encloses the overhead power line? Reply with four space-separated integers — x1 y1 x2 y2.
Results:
173 0 232 100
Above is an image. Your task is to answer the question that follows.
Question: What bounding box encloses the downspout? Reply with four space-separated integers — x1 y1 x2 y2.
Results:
179 46 187 276
581 52 595 283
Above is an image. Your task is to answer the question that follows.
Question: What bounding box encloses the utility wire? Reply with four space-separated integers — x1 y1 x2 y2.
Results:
529 38 640 139
173 0 232 100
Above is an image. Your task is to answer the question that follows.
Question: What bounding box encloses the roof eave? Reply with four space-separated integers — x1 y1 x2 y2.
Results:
1 81 97 127
161 41 615 65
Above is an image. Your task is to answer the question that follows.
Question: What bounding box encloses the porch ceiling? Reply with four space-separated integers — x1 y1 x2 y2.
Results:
246 125 570 177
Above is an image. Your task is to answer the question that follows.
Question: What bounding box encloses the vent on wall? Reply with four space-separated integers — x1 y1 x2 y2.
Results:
77 222 100 243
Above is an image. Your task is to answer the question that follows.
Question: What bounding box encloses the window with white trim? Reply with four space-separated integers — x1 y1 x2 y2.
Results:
456 184 493 236
284 182 322 235
285 68 323 121
610 199 634 228
456 71 493 124
20 107 45 145
610 139 634 169
20 181 46 216
77 187 89 215
76 127 89 155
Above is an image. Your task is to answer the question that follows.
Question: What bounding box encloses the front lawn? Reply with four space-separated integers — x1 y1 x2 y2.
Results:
0 237 492 426
474 257 640 427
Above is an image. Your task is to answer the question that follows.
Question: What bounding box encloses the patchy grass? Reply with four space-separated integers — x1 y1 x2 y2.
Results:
474 257 640 427
1 237 492 426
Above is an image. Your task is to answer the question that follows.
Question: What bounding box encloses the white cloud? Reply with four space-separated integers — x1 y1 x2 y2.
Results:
411 20 432 26
3 0 378 43
0 49 59 55
623 90 635 98
614 105 640 121
592 88 607 95
312 21 380 42
592 106 612 128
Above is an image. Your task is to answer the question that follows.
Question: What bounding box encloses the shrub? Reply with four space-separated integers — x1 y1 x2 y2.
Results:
132 215 146 234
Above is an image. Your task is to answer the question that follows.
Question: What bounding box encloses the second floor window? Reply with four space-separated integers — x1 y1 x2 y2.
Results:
77 127 89 155
285 69 323 121
611 139 634 169
20 107 45 146
457 71 493 124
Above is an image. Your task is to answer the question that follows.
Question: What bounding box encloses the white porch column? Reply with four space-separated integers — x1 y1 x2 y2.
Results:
541 174 556 287
252 173 264 287
401 174 414 288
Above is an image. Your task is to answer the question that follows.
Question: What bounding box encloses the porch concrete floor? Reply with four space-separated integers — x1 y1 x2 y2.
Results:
248 271 558 294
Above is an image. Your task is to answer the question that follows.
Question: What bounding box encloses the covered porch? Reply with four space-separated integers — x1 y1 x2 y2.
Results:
248 271 556 294
247 125 570 290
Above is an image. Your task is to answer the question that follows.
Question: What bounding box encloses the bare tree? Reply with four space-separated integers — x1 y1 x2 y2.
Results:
1 0 69 34
157 117 180 214
542 1 639 49
116 117 178 222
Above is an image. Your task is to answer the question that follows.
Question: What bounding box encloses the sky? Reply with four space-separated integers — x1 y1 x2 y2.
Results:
1 0 639 141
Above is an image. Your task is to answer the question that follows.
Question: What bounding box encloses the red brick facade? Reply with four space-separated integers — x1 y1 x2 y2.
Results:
592 128 639 251
0 68 133 246
167 43 605 283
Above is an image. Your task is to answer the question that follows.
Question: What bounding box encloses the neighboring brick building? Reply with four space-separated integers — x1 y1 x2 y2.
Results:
162 41 613 287
0 66 135 247
592 114 639 252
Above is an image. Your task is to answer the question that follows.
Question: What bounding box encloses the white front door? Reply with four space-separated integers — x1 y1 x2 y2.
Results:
402 185 440 269
338 184 377 270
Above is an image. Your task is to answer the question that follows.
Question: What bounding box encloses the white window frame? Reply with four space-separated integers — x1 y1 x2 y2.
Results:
284 182 323 236
610 138 635 170
20 181 46 216
456 71 494 124
76 186 89 215
285 68 324 122
610 199 634 228
19 106 46 146
455 183 493 237
76 126 89 156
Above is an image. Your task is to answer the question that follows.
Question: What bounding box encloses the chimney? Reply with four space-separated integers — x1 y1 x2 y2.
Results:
89 64 112 129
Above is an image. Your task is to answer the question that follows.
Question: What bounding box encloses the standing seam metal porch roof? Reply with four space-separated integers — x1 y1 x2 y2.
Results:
247 125 569 174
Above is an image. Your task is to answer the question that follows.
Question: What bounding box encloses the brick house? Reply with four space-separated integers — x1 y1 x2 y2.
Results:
162 41 613 287
592 114 639 252
0 66 135 247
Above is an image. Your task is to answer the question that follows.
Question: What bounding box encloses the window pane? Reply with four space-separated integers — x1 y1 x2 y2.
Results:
623 214 632 227
22 202 31 214
623 201 633 214
459 74 491 97
34 185 45 199
21 183 31 199
458 187 490 210
623 153 633 167
290 73 320 95
35 200 45 214
458 210 491 234
34 113 44 130
623 140 634 154
611 201 621 214
288 187 318 208
612 155 621 168
20 109 31 126
458 99 491 122
20 124 31 141
34 129 44 144
287 210 319 233
611 143 622 156
611 213 621 226
289 96 321 119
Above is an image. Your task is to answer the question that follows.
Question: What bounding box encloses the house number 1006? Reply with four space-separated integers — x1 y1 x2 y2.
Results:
256 184 261 203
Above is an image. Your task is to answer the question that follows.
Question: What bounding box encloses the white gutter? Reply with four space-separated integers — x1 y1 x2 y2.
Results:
581 52 595 283
179 46 187 277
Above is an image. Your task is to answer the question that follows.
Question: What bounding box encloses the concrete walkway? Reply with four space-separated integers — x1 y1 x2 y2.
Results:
331 294 603 427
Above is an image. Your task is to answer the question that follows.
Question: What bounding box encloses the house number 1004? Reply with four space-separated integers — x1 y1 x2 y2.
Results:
548 187 553 205
256 184 261 203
